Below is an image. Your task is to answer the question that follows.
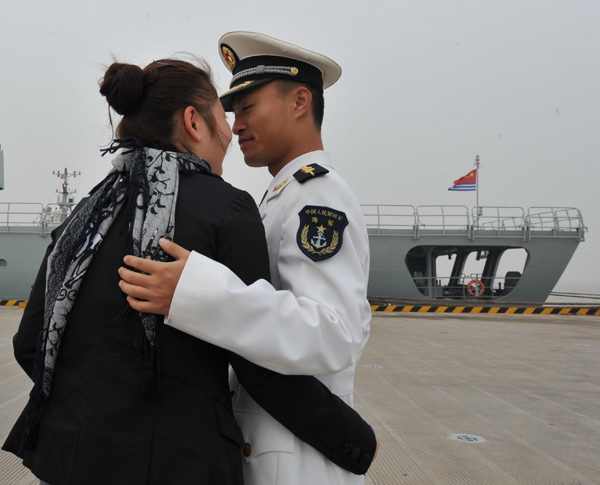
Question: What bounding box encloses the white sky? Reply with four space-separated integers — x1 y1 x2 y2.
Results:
1 0 599 293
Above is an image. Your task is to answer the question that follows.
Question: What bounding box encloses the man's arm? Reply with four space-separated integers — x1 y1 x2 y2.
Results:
119 190 378 472
120 174 370 376
229 352 377 474
120 239 366 375
120 218 369 378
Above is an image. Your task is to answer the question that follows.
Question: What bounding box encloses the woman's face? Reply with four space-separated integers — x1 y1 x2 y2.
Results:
195 101 232 176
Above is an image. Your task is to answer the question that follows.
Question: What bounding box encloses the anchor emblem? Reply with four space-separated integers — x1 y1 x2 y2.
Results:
311 225 328 248
311 232 327 249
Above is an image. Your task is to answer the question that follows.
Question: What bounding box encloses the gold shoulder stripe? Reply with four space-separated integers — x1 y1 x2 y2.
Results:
273 176 291 192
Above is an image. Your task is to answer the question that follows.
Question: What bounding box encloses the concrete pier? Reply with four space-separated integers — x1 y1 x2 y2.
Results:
1 308 599 484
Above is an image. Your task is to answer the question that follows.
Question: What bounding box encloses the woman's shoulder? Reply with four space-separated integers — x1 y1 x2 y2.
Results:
178 171 251 204
176 172 259 227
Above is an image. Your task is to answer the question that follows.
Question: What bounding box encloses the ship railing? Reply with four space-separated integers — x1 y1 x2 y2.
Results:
414 205 470 237
0 203 46 233
0 202 69 236
362 204 585 241
526 207 586 240
471 206 527 240
414 273 521 300
361 204 418 236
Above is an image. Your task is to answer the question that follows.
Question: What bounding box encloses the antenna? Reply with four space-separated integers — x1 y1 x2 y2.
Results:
52 168 81 208
475 155 481 217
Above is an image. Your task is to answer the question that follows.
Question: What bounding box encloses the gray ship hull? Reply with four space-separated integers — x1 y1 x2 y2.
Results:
368 228 581 302
1 204 586 303
1 202 64 301
364 205 585 303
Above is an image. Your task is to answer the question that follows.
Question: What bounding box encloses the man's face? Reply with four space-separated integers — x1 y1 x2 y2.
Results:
231 82 296 175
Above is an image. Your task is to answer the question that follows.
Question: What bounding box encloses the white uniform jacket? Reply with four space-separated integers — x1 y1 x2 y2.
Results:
166 151 372 485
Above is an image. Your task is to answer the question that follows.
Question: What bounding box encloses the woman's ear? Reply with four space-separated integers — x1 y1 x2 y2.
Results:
182 106 201 142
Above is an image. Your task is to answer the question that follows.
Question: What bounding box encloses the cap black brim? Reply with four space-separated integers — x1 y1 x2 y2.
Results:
219 78 274 112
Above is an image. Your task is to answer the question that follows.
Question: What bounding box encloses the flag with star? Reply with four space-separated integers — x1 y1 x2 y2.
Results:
448 169 477 191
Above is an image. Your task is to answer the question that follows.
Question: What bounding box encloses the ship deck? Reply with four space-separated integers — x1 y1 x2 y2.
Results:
1 308 599 484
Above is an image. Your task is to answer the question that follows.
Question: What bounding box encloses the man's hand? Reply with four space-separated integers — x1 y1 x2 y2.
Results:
118 238 191 315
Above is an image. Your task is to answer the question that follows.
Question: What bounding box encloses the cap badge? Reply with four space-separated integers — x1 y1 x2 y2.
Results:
221 45 237 71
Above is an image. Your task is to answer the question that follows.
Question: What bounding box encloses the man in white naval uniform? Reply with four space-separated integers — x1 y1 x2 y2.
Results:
119 32 375 484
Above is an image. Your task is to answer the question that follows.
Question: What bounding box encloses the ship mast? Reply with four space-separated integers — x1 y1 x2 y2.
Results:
0 145 4 191
475 155 481 225
53 168 81 210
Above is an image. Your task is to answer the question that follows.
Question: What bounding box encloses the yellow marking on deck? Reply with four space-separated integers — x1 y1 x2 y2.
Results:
366 304 600 316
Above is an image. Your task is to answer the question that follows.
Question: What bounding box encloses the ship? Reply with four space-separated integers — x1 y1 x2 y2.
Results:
0 167 79 300
0 160 587 303
363 204 585 303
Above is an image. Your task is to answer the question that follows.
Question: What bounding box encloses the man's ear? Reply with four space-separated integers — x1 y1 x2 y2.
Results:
293 86 312 120
182 106 201 142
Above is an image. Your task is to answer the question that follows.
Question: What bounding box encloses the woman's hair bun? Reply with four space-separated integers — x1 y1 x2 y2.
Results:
100 63 145 116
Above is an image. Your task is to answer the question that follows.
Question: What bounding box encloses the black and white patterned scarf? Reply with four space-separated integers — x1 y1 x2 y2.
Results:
19 140 212 452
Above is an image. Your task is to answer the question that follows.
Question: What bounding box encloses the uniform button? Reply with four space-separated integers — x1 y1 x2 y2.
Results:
359 453 372 468
349 447 361 460
243 442 252 457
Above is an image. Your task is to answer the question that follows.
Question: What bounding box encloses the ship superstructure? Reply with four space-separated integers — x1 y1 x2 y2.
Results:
0 168 80 299
364 204 585 303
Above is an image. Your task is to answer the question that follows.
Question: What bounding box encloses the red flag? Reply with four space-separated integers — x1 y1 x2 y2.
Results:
448 169 477 191
453 169 476 186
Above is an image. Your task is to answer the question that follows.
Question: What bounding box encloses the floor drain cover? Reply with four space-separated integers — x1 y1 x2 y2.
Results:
450 434 486 443
363 364 384 369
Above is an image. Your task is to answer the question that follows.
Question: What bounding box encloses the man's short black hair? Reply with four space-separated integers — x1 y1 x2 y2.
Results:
275 80 324 131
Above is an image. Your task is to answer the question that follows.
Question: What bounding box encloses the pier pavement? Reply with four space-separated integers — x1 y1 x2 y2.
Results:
1 308 599 484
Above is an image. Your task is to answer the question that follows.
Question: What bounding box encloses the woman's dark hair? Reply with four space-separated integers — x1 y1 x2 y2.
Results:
100 58 219 151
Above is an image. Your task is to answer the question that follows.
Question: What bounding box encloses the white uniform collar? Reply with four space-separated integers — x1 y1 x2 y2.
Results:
266 151 332 195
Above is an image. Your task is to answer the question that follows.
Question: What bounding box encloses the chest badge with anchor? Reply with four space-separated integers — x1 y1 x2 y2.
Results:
297 205 348 261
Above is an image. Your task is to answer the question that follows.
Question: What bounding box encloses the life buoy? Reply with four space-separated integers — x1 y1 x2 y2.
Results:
467 279 485 297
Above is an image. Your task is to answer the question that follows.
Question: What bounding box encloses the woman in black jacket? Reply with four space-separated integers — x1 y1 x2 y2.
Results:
2 58 375 484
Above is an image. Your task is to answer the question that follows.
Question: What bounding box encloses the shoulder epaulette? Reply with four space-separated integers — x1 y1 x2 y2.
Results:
293 163 329 184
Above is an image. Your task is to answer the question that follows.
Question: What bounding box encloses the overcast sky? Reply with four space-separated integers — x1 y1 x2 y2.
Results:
1 0 599 294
